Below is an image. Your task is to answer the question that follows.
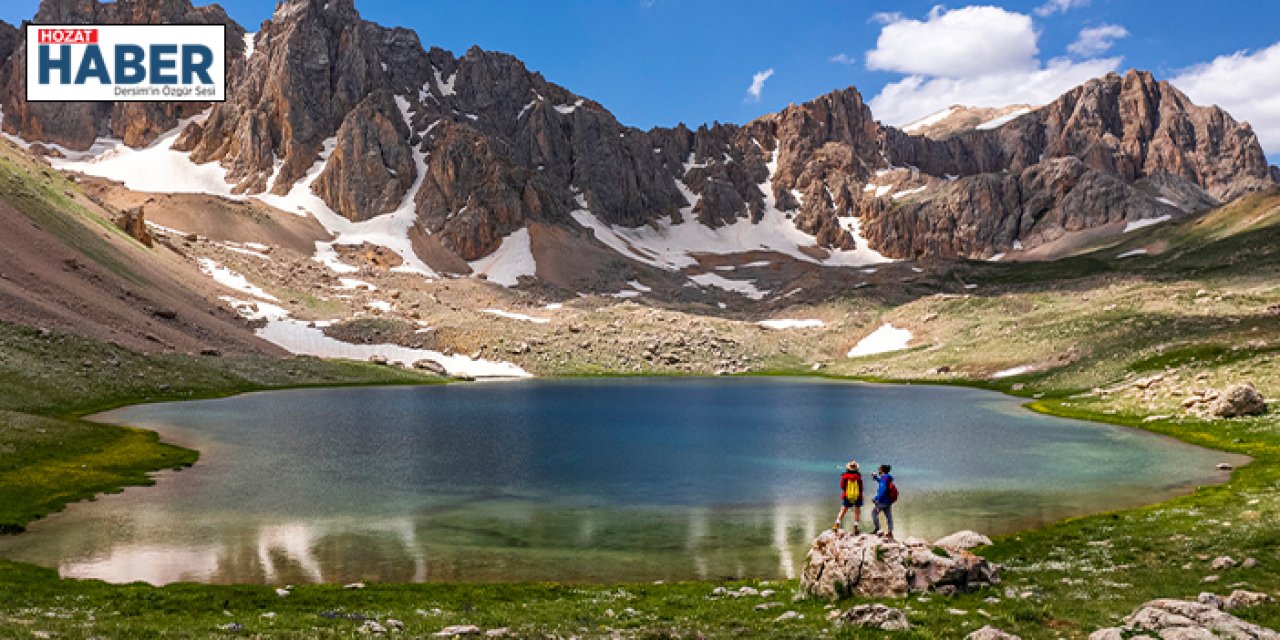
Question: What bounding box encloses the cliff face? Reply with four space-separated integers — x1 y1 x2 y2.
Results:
0 0 247 151
2 0 1275 267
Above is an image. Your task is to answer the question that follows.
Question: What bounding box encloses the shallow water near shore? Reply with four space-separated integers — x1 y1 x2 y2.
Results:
0 378 1235 585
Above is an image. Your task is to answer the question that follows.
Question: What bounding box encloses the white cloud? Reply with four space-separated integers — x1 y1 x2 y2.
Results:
866 6 1038 77
1172 41 1280 155
829 53 856 65
746 68 774 103
1068 24 1129 57
870 11 904 25
865 5 1123 127
1035 0 1089 17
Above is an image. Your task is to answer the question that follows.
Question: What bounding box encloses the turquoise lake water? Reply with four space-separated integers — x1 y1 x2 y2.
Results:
0 378 1235 585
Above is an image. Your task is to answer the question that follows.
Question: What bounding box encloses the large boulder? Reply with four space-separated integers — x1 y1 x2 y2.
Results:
1211 383 1268 418
800 530 1001 600
1090 597 1279 640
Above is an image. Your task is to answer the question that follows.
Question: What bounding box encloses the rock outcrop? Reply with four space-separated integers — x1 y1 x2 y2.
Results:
117 207 153 248
1089 596 1279 639
0 0 247 150
1211 383 1268 418
801 531 1001 600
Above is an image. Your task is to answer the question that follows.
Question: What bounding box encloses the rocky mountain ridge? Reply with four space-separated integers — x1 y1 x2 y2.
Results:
1 0 1276 278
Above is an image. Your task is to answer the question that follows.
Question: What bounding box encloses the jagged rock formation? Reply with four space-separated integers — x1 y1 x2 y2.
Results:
0 0 247 150
800 530 1001 600
866 71 1277 259
2 0 1276 270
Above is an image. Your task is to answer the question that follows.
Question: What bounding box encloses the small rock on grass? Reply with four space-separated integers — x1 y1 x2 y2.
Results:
933 530 993 550
774 611 801 623
1225 590 1274 610
1212 556 1236 570
838 604 910 631
966 626 1021 640
359 620 387 635
433 625 481 637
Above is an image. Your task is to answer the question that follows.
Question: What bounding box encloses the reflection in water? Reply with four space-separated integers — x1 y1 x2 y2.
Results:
0 379 1239 585
43 504 837 585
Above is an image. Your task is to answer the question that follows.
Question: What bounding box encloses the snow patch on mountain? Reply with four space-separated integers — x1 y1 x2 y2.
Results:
902 106 959 133
198 259 278 301
1123 215 1172 233
468 228 537 287
481 309 551 324
689 272 768 300
433 67 457 97
976 108 1032 130
255 132 438 278
571 149 890 274
847 323 912 358
38 114 240 198
256 318 530 378
758 319 826 330
993 365 1035 379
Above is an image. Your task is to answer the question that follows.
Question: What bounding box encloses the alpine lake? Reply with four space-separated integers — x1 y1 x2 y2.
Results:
0 378 1238 585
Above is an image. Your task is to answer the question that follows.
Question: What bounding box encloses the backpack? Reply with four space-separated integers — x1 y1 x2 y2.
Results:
886 480 899 504
844 474 861 501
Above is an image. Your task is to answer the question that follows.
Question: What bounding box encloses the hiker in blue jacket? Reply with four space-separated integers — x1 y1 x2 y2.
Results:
871 464 897 539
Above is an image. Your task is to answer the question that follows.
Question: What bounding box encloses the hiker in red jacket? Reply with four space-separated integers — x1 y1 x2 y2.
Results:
833 460 864 533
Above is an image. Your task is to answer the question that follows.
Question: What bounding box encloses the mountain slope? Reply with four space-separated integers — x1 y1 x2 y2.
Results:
0 139 273 354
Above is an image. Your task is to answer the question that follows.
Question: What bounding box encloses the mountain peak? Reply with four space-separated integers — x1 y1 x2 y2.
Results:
272 0 359 22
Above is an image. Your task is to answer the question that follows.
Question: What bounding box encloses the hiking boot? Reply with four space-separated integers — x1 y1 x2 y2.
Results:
831 523 840 531
853 525 861 534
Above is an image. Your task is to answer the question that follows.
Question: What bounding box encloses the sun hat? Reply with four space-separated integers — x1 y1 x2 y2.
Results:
846 460 859 471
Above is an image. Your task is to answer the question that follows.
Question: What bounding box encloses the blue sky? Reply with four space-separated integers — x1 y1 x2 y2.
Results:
4 0 1277 163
